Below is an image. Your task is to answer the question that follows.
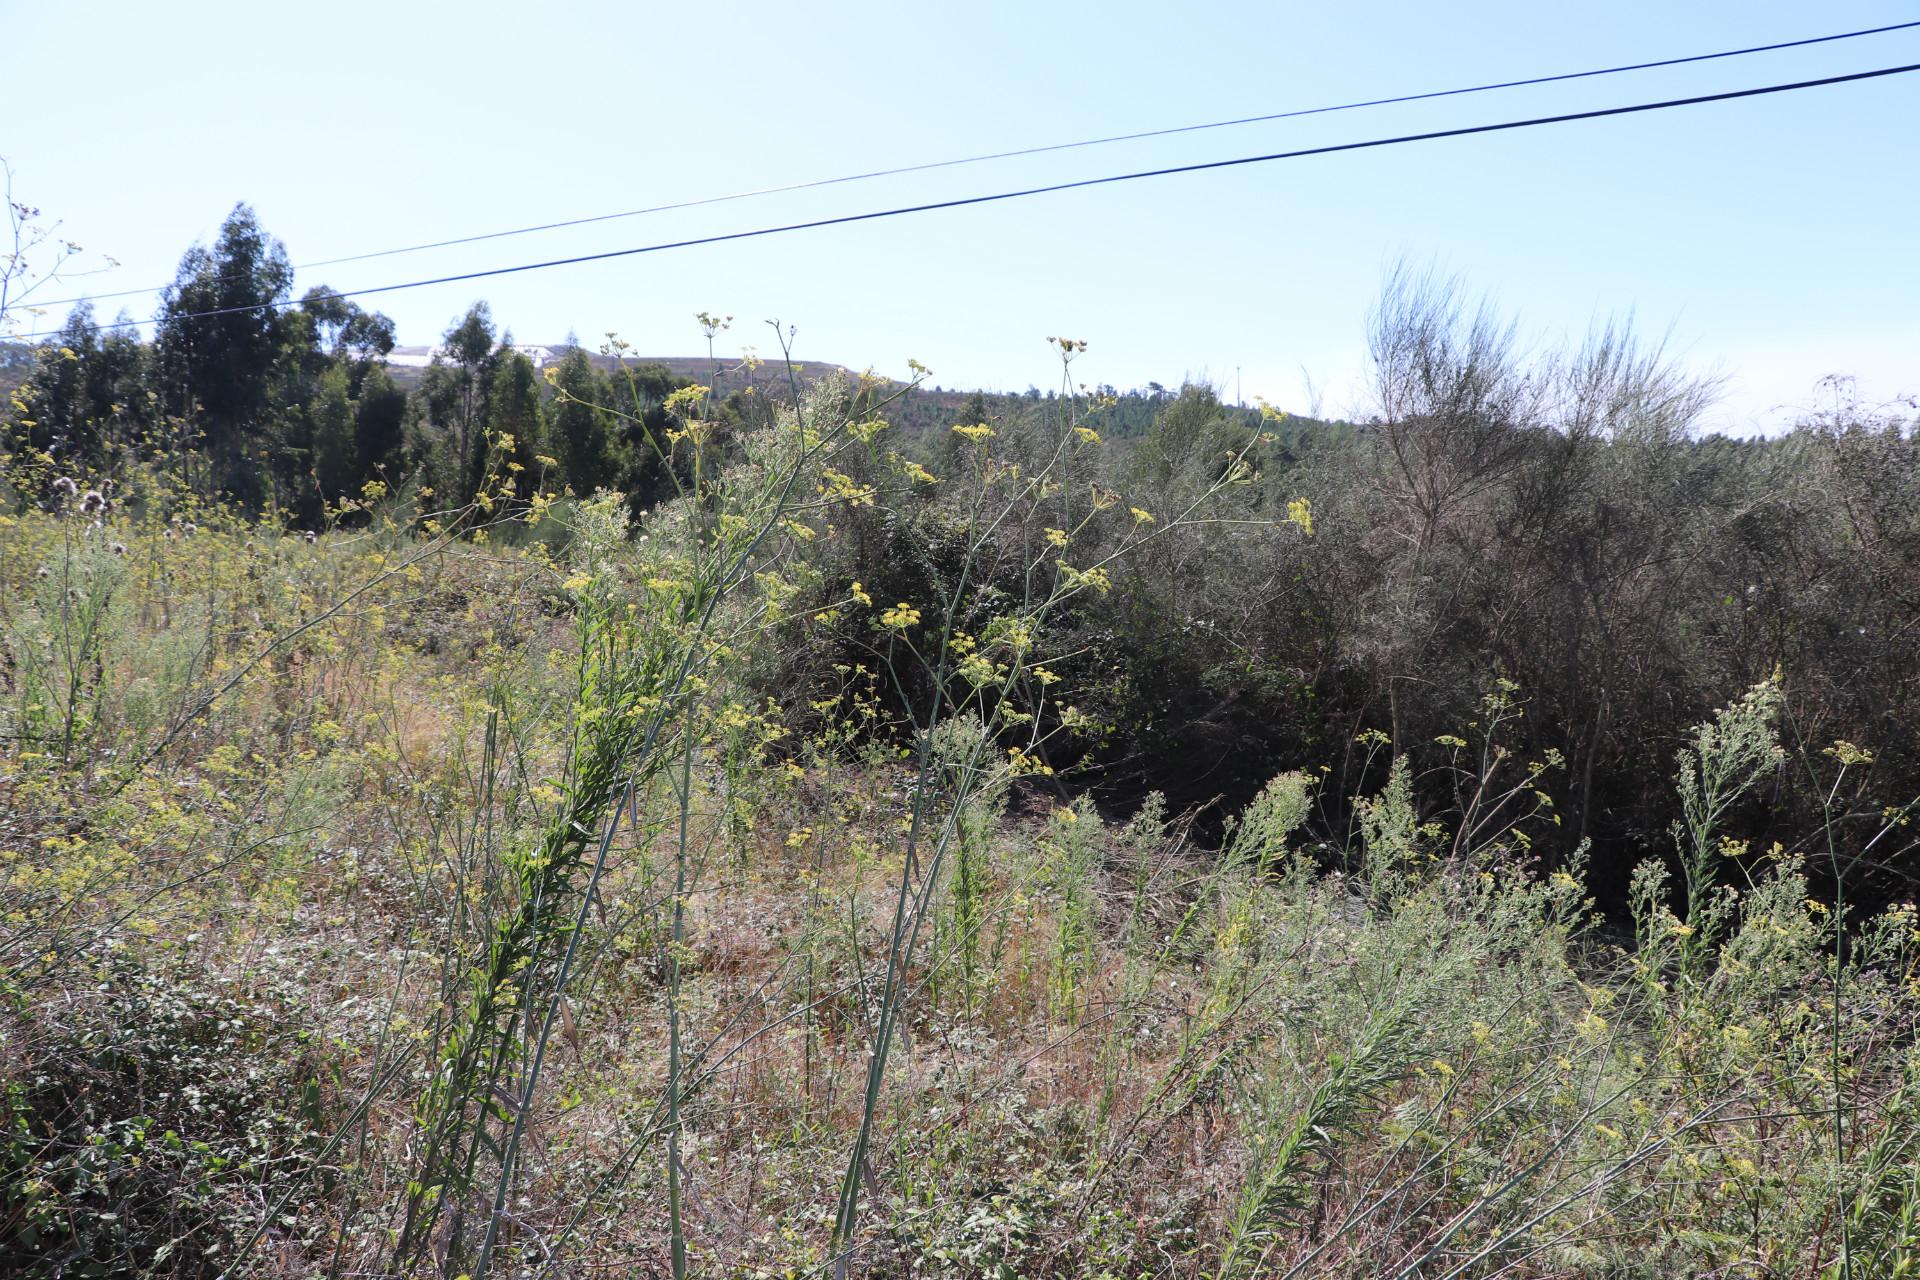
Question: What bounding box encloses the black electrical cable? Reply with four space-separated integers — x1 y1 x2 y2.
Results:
28 18 1920 313
18 59 1919 342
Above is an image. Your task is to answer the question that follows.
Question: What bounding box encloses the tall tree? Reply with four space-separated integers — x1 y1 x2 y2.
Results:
352 364 408 483
549 345 620 496
154 204 293 504
14 302 152 470
412 302 499 506
483 348 548 503
610 361 688 514
255 286 401 523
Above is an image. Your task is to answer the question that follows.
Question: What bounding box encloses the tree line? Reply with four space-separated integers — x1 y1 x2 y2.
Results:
5 204 702 526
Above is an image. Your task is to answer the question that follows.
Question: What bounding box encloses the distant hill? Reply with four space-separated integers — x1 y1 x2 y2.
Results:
0 337 1340 443
379 343 861 394
0 337 864 401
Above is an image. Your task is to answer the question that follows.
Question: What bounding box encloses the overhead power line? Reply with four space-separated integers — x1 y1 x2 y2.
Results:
30 18 1920 313
18 59 1920 343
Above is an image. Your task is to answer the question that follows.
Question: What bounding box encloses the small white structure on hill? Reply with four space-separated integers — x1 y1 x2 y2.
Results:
383 343 564 369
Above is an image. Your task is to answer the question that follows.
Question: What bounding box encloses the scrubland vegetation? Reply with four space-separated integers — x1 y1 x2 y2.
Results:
3 207 1920 1278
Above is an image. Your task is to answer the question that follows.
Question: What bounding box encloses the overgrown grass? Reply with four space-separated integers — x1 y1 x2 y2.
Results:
1 352 1916 1279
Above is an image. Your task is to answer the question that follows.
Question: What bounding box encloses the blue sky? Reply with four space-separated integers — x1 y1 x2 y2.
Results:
5 0 1916 433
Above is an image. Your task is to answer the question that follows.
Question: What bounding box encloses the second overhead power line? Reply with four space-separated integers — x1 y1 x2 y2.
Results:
31 17 1920 313
20 58 1920 342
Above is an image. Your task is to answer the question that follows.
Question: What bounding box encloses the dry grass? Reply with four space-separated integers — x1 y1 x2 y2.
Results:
2 464 1917 1279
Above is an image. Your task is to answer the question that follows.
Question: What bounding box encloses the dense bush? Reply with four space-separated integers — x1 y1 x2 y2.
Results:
1 958 334 1277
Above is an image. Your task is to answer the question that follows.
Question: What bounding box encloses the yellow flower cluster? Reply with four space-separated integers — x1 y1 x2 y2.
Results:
1057 563 1113 595
663 385 709 413
1007 746 1055 776
957 651 1006 688
893 455 938 485
880 602 921 630
819 469 877 507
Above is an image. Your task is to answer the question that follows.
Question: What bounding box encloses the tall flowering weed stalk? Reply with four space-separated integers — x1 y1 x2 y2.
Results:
394 335 924 1277
816 336 1287 1273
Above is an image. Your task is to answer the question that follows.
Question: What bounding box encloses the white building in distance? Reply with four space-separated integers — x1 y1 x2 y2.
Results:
383 343 563 369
